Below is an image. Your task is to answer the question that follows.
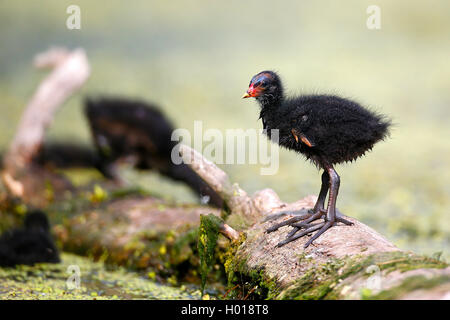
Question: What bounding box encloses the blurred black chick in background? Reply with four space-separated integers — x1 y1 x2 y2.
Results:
84 97 223 208
11 97 223 208
0 210 60 267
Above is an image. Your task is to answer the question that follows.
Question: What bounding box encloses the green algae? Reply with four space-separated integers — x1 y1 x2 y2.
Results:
0 253 201 300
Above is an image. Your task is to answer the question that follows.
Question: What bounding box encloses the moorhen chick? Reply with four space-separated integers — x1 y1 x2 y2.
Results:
243 70 391 248
0 210 60 267
85 97 223 208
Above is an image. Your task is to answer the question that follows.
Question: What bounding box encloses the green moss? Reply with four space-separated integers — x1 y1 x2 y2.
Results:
109 186 152 199
222 233 246 285
375 253 447 274
222 233 282 299
172 228 198 262
280 259 348 300
57 168 105 188
198 213 223 294
224 266 280 299
369 275 450 300
247 251 448 300
51 197 218 287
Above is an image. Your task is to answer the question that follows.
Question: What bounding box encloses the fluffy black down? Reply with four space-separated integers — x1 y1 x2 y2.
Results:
263 94 391 167
0 210 60 267
32 142 98 169
84 97 223 207
85 97 175 166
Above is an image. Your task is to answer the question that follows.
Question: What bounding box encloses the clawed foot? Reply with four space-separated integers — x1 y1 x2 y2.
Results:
266 208 353 248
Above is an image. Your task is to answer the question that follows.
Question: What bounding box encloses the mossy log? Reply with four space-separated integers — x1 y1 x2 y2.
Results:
0 182 225 286
1 47 448 299
179 145 450 299
224 217 449 299
51 190 221 282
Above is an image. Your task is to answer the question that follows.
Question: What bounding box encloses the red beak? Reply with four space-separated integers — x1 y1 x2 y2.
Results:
242 84 256 98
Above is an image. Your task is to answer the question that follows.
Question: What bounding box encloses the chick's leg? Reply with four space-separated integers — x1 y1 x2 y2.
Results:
266 170 328 234
303 166 352 248
269 167 352 248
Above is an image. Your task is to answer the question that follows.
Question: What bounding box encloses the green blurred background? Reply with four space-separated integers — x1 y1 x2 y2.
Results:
0 1 449 258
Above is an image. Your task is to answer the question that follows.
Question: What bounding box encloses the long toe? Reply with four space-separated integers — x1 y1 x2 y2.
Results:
286 226 301 238
304 221 334 248
289 210 326 229
336 216 353 226
263 209 311 222
276 222 325 247
266 213 312 233
285 214 329 238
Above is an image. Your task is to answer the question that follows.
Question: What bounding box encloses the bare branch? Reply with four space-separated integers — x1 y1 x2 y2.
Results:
219 223 240 241
2 48 90 197
178 144 258 222
4 48 90 172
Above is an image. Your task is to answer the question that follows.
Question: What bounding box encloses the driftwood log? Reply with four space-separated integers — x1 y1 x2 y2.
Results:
1 47 448 299
177 145 450 300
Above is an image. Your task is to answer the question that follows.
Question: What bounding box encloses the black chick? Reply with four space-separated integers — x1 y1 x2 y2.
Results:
84 97 223 208
32 142 99 169
243 70 391 248
0 210 60 267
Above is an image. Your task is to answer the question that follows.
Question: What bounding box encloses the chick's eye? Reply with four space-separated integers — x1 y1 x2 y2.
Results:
302 115 308 122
